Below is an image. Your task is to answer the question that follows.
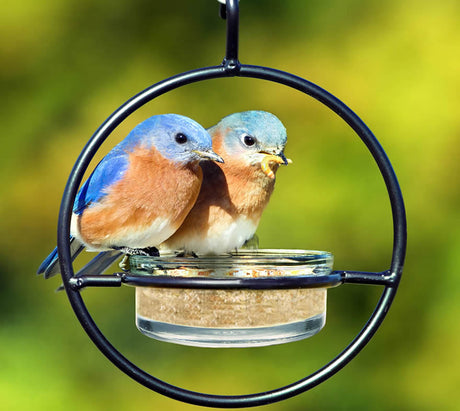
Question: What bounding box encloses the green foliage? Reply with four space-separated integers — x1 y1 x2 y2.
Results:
1 1 458 410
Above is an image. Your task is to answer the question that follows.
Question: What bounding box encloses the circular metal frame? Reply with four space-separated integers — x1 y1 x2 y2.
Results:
56 0 406 407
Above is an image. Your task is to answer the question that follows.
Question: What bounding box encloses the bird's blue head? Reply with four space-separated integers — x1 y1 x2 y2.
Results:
123 114 223 165
210 110 290 177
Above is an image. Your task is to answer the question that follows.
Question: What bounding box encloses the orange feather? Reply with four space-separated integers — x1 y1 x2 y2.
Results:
77 146 203 249
162 131 277 252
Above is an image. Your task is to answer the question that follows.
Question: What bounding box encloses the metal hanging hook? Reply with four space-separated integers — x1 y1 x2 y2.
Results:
219 0 240 73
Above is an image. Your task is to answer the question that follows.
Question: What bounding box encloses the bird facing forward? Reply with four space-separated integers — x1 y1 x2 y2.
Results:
161 110 290 255
37 113 223 278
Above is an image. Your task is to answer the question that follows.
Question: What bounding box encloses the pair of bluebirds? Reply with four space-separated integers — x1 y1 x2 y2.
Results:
38 111 290 278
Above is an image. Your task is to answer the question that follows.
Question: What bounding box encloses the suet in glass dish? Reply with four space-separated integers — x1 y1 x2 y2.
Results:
131 250 333 347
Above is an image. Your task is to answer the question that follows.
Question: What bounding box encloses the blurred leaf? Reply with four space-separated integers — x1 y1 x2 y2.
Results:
1 1 459 410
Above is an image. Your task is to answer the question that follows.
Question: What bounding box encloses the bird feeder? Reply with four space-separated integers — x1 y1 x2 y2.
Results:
52 0 406 407
133 250 333 347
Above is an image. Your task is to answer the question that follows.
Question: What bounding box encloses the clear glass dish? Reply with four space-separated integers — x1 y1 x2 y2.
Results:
131 249 333 348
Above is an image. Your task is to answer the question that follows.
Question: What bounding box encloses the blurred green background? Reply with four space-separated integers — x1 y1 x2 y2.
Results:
1 0 458 410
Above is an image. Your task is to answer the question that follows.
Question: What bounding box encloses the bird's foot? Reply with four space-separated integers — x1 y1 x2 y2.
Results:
119 255 130 272
139 247 160 256
112 246 160 257
175 250 199 258
242 234 259 250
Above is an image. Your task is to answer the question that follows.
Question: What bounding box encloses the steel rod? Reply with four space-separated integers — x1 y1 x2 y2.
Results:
68 270 396 291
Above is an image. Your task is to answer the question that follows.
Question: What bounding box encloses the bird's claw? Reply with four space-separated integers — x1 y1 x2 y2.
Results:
119 255 130 272
175 250 199 258
112 246 160 257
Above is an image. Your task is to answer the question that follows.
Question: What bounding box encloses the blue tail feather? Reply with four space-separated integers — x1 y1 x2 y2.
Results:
37 237 85 279
76 251 123 276
37 247 58 275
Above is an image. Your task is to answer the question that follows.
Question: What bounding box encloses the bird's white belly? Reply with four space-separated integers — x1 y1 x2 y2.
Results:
167 216 258 255
71 212 175 251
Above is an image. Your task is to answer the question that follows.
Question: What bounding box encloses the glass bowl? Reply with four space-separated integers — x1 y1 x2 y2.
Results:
130 249 333 348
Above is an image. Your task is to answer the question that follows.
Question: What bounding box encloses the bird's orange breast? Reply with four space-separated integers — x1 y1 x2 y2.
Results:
163 133 276 251
77 146 203 248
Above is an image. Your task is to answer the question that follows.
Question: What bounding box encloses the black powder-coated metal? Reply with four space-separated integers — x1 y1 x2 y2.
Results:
55 0 406 407
67 270 395 291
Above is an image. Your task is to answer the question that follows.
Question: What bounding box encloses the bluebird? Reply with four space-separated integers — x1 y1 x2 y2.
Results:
38 113 223 278
161 110 290 255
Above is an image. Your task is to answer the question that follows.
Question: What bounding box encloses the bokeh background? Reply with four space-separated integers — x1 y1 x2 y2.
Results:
1 1 458 410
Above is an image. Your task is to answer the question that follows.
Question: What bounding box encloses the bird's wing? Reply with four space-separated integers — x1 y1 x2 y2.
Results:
75 250 123 277
37 236 85 278
73 150 130 215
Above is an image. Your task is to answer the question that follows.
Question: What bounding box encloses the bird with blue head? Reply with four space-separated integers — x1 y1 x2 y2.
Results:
162 110 290 255
37 113 223 278
38 110 290 277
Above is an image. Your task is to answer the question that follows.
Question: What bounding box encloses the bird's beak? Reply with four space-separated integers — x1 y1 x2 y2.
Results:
277 152 290 166
260 151 291 166
260 151 292 178
192 149 224 163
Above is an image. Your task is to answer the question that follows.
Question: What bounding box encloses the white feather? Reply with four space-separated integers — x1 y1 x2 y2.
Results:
71 212 175 251
163 216 258 255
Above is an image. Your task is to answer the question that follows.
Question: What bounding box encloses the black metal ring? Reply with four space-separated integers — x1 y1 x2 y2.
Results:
56 63 406 407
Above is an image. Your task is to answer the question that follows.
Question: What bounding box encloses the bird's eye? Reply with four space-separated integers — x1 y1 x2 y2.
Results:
243 135 256 147
175 133 188 144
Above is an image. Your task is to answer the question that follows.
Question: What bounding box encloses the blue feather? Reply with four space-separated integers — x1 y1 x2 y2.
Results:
37 247 58 275
37 237 85 278
73 151 129 214
38 113 217 279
